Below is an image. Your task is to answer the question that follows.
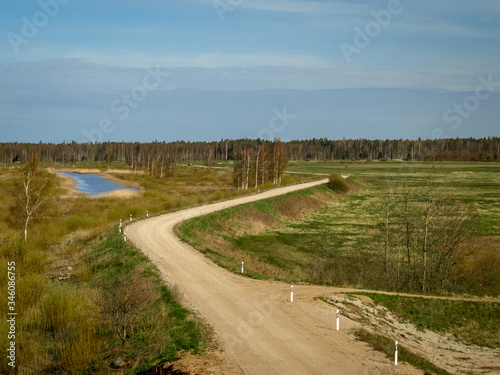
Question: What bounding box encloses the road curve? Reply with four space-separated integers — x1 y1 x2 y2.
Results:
126 180 421 375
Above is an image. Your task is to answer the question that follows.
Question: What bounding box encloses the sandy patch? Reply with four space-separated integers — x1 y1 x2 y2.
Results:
325 294 500 375
93 189 140 199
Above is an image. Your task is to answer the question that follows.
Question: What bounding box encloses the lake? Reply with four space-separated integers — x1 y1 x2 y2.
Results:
61 172 138 196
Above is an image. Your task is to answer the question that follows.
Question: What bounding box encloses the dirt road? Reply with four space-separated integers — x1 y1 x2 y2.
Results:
127 180 422 375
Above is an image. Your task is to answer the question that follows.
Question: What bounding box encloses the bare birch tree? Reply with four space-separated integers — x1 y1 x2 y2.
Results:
11 154 54 241
233 140 288 190
203 144 215 168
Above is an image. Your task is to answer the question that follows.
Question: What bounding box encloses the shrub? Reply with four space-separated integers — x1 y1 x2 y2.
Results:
93 270 159 346
328 174 349 194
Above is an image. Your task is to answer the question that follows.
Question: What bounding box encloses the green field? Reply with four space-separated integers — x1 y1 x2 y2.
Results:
1 160 498 373
178 161 500 295
176 160 500 362
287 160 500 235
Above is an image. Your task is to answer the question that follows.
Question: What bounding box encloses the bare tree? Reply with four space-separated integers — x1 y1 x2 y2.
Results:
420 167 441 292
12 154 53 241
233 145 254 189
373 166 480 294
203 144 215 168
233 140 288 190
93 271 159 346
254 144 261 189
422 194 478 293
271 139 288 186
259 143 270 185
381 183 398 276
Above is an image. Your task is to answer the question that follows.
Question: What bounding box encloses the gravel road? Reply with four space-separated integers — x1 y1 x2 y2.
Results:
127 180 423 375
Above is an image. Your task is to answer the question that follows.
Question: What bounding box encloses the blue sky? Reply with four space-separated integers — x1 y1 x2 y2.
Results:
1 0 499 142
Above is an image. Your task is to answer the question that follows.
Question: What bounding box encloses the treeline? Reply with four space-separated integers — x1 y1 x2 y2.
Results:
0 137 498 166
288 137 499 161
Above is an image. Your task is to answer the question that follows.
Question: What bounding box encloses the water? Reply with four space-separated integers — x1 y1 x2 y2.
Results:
60 172 138 196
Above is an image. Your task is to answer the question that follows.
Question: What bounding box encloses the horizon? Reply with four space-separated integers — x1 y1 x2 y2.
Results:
3 135 498 148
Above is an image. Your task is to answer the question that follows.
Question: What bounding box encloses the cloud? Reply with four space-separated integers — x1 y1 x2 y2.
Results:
64 50 333 69
1 59 497 108
193 0 370 15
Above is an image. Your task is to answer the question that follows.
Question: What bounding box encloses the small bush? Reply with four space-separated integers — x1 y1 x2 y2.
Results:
93 270 160 346
328 174 349 194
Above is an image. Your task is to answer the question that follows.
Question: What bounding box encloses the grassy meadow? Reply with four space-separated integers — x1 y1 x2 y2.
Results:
0 162 304 374
0 159 498 373
286 160 500 235
178 160 500 294
177 160 500 360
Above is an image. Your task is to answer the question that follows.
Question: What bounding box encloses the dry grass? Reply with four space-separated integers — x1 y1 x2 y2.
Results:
191 229 294 280
56 328 101 373
345 178 362 192
312 191 338 204
195 231 234 255
170 283 183 303
179 188 334 283
217 208 278 236
457 236 500 295
274 195 323 220
95 189 139 198
243 257 292 280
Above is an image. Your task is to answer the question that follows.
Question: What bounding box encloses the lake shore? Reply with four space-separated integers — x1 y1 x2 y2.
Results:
49 168 142 198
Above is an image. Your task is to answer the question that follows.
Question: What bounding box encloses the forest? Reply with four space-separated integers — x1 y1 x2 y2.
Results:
0 137 498 167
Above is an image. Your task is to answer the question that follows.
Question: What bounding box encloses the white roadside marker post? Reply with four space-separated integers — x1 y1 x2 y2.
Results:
130 214 132 221
119 227 121 233
336 310 339 331
395 341 398 366
241 261 244 273
146 210 149 218
291 285 294 302
119 219 122 228
124 234 127 242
